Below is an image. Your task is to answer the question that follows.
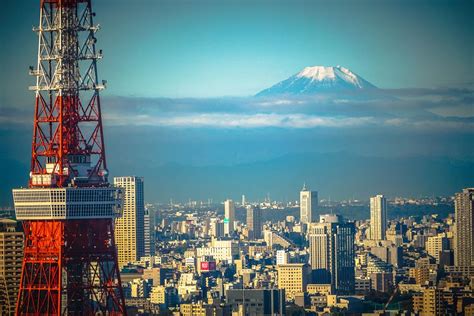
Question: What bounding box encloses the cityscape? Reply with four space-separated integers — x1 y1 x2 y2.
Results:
0 0 473 316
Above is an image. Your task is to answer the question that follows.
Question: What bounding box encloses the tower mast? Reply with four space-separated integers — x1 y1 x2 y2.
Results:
13 0 127 314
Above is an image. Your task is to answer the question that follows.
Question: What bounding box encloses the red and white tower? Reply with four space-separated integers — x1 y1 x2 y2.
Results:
12 0 127 314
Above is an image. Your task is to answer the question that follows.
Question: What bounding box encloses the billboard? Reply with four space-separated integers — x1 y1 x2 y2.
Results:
200 261 217 272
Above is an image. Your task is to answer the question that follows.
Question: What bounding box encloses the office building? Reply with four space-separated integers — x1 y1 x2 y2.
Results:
300 184 318 224
114 176 145 268
196 238 239 264
224 199 235 236
247 205 262 240
277 263 312 300
226 288 286 315
209 218 224 238
370 195 387 241
454 188 474 267
144 207 155 257
426 234 449 263
308 215 355 293
0 219 23 316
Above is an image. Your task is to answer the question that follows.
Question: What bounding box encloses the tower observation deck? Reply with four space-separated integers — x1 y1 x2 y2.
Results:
12 0 127 314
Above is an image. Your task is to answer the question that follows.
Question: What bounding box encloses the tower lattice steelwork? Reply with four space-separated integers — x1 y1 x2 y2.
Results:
13 0 127 314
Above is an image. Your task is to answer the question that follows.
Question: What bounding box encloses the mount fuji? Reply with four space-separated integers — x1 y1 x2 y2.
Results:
256 65 376 96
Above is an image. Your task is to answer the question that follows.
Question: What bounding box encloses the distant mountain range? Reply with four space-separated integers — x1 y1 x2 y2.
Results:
256 65 376 96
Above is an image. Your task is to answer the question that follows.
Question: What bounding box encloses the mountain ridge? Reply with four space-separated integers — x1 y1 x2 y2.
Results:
256 65 376 96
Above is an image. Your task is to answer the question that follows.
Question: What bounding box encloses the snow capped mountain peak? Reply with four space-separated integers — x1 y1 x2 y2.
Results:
256 65 376 96
297 66 337 80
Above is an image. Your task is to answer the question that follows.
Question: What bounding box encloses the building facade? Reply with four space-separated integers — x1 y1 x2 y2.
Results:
114 176 145 268
308 215 355 293
300 184 318 224
0 219 23 316
277 263 312 300
144 207 155 257
247 205 262 240
454 188 474 267
224 199 235 236
370 194 387 241
226 288 286 315
426 234 449 263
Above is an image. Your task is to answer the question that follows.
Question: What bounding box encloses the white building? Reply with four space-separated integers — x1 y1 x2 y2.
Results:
196 238 239 264
276 250 289 265
224 199 235 235
114 176 145 268
300 184 318 224
370 194 387 241
426 234 449 262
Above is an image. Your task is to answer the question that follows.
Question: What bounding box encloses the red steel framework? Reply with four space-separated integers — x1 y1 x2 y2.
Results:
14 0 127 314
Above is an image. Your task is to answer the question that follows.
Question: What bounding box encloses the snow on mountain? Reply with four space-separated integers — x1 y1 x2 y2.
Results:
256 65 376 96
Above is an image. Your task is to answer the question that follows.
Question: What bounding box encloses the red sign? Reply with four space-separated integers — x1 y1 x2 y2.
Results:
200 261 216 272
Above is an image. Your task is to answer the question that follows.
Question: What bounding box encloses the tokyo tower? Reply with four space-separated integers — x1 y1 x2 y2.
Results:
12 0 127 314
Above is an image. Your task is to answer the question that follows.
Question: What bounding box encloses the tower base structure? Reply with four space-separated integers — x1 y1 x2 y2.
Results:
14 188 127 315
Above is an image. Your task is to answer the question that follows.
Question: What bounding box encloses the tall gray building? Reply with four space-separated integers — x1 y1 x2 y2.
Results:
370 194 387 241
144 207 155 257
247 205 262 240
300 184 318 224
454 188 474 267
308 215 355 293
114 176 145 268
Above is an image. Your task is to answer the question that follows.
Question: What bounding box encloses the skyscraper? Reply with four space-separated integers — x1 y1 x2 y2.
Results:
454 188 474 267
224 199 235 236
247 205 262 240
308 215 355 293
144 207 156 257
370 194 387 241
0 219 22 315
300 184 318 224
114 176 145 267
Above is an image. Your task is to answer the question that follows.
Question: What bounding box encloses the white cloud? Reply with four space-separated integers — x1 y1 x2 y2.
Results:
106 113 376 129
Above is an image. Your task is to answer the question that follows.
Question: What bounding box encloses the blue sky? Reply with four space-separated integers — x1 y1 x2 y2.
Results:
0 0 473 204
1 0 473 102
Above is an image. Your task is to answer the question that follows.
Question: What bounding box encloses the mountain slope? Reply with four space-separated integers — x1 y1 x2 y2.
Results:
256 65 376 96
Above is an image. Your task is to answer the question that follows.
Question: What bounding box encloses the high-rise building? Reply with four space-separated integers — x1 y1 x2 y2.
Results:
209 218 224 238
114 176 145 268
144 207 156 257
426 234 449 263
224 199 235 236
300 184 318 224
308 215 355 293
0 219 23 315
420 288 446 316
277 263 312 300
242 194 246 206
454 188 474 267
370 194 387 241
247 205 262 240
